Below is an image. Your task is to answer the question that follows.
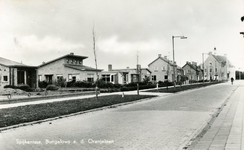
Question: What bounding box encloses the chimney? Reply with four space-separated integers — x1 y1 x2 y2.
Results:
158 54 161 58
108 64 112 71
42 62 45 64
70 52 74 55
164 56 167 59
126 67 129 69
192 61 197 66
214 47 216 55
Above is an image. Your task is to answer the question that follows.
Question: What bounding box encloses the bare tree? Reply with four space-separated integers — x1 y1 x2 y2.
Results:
93 25 99 99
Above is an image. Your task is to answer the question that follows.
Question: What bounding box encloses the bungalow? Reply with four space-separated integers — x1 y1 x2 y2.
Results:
37 53 103 84
101 64 151 84
0 57 37 91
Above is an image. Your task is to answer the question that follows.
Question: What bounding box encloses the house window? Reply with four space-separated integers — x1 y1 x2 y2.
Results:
57 74 63 80
3 76 8 81
151 75 156 81
162 67 166 71
45 75 53 83
87 73 94 83
210 69 212 72
215 68 217 72
164 75 168 80
188 70 191 73
111 75 114 82
68 74 79 82
102 74 110 83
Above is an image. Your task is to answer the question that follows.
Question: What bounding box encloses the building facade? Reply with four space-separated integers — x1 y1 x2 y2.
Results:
0 57 37 91
203 52 230 81
182 61 203 81
148 54 183 83
37 53 102 84
101 64 151 84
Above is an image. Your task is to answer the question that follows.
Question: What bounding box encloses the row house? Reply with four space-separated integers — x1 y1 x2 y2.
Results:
101 64 151 84
38 53 103 84
203 51 230 81
182 61 203 81
148 54 183 83
0 57 37 91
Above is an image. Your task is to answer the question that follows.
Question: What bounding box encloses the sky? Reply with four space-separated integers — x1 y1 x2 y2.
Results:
0 0 244 71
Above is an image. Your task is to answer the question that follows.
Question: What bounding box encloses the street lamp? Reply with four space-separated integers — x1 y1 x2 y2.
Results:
202 53 209 84
172 36 187 89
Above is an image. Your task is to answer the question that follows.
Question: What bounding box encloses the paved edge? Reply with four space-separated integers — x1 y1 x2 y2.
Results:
183 84 240 149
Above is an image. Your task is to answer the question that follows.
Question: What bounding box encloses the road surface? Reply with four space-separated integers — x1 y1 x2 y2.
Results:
0 81 240 150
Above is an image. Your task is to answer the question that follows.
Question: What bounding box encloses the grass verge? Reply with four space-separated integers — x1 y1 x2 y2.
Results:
146 81 224 93
0 95 155 128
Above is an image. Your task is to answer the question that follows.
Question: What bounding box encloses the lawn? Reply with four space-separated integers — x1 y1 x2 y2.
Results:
0 95 156 128
146 81 224 93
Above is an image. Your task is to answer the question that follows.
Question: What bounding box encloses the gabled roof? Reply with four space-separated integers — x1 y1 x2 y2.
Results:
39 53 88 67
0 57 37 68
148 56 175 67
182 62 202 72
148 56 182 71
211 54 230 67
212 55 226 63
0 56 33 67
64 64 103 72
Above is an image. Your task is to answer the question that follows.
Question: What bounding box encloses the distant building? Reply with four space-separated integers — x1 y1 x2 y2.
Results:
37 53 103 84
148 54 183 83
101 64 151 84
0 57 37 91
182 61 203 81
203 49 233 81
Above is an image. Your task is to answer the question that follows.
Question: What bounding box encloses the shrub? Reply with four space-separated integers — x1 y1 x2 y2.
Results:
46 85 59 91
17 84 30 91
74 81 93 88
121 84 155 91
4 84 31 92
4 85 15 89
38 81 49 88
55 77 67 87
158 81 173 87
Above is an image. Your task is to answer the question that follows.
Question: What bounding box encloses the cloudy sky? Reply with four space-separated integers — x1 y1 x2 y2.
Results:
0 0 244 70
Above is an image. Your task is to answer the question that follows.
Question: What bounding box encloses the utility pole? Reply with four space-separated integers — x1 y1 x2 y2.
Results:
136 50 139 95
93 25 99 99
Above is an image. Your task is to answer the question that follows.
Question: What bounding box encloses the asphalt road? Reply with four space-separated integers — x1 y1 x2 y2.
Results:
0 81 240 150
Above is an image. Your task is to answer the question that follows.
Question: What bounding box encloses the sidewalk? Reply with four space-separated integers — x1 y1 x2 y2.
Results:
0 89 170 109
188 81 244 150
